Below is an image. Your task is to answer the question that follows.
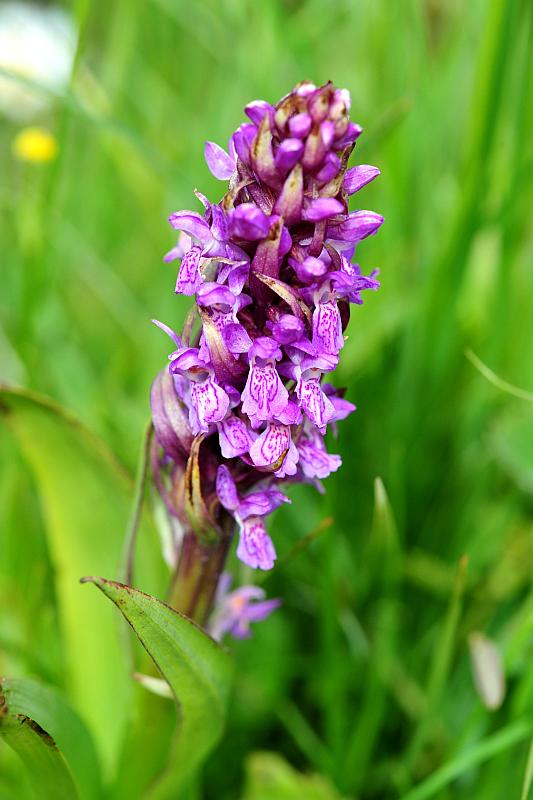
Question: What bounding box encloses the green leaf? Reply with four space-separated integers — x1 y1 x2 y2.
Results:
0 685 75 799
242 752 347 800
400 719 533 800
0 677 103 800
83 576 234 798
490 408 533 495
0 385 165 775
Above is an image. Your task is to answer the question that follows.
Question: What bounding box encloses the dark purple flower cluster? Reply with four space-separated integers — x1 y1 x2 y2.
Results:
151 81 382 578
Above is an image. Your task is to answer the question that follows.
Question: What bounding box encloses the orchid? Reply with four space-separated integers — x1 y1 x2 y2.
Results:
151 80 383 633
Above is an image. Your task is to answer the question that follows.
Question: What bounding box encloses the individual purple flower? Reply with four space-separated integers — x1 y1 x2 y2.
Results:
209 574 281 640
216 465 289 570
297 422 342 481
312 295 344 356
151 80 383 624
241 338 289 426
297 368 336 431
237 517 277 570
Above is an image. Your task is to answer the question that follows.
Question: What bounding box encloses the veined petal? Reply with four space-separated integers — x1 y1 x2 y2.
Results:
298 431 342 479
223 323 253 355
297 374 336 430
175 245 202 295
190 376 230 432
218 414 254 458
275 399 303 426
237 516 277 570
249 423 292 470
312 301 344 355
241 363 289 422
238 489 290 520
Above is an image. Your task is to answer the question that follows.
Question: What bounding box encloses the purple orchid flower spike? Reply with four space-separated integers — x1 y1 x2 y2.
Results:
150 80 383 627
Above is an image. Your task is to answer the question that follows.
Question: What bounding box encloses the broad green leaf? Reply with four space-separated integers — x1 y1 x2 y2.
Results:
0 677 103 800
0 687 77 799
83 576 234 799
242 752 346 800
0 385 166 774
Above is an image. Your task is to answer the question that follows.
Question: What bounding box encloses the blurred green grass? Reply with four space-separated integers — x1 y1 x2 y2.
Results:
1 0 532 798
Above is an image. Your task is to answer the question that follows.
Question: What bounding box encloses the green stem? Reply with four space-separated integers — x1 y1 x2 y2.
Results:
167 523 233 626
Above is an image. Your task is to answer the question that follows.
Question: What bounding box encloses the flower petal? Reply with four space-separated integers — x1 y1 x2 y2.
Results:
241 363 288 423
303 197 343 222
312 301 344 356
218 414 254 458
238 489 290 519
205 140 235 180
190 376 229 432
168 210 212 242
230 203 270 241
249 423 292 469
343 165 380 195
237 516 277 570
297 375 336 430
216 464 240 511
175 244 202 295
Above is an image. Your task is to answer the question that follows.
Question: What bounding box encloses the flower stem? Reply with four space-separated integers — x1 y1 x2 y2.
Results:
167 523 233 626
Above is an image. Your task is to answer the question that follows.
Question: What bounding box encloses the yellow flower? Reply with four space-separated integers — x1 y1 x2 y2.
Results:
12 126 58 163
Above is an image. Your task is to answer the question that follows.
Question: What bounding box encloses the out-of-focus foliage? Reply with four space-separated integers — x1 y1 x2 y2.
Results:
1 0 532 798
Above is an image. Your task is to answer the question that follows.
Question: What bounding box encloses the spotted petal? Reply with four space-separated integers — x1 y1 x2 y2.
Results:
241 363 289 424
298 430 342 479
218 414 254 458
236 516 277 570
190 376 230 433
312 301 344 356
297 374 336 430
249 423 298 478
176 245 202 295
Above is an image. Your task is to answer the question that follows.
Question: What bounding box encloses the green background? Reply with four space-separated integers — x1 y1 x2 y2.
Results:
1 0 532 798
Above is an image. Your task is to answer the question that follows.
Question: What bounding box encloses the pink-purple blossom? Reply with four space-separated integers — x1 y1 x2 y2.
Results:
209 574 281 640
151 81 382 628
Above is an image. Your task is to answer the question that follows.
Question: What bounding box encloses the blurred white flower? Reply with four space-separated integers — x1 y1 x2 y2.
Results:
0 1 75 121
468 631 506 711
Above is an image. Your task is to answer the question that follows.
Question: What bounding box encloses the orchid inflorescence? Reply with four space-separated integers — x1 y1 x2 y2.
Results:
150 80 382 636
